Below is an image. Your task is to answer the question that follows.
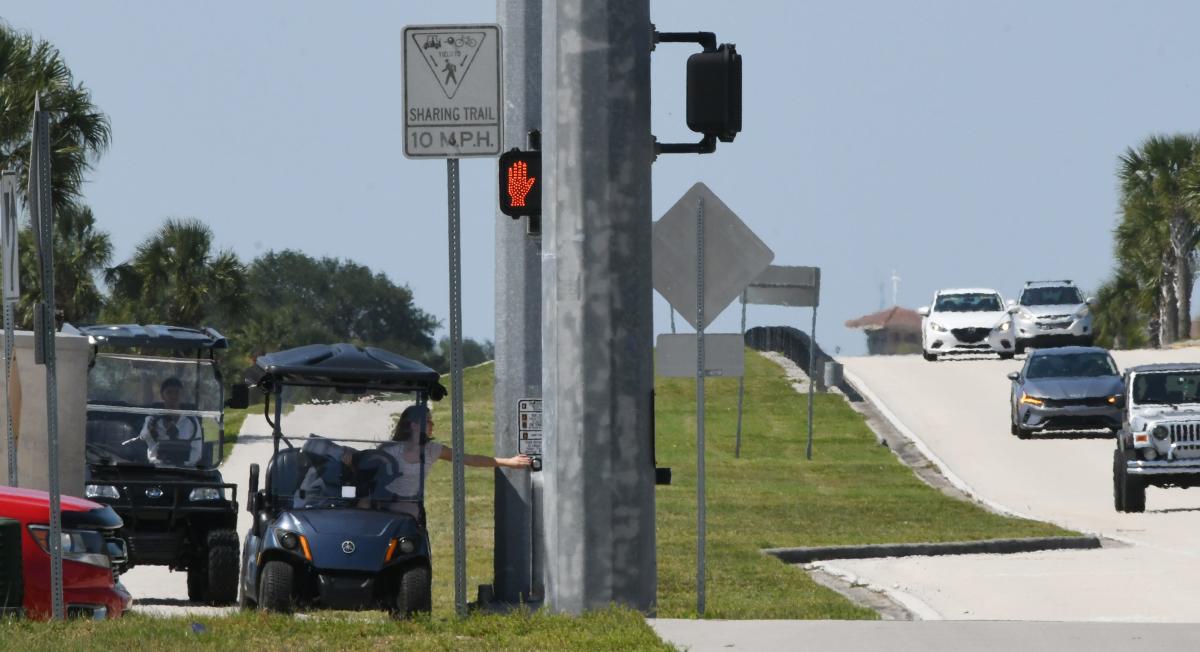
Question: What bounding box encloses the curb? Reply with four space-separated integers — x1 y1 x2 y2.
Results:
763 535 1102 564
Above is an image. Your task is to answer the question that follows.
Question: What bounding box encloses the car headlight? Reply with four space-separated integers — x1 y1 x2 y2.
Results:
85 484 120 500
1107 395 1121 405
1020 393 1044 407
1153 425 1169 440
27 525 111 568
930 322 948 333
188 487 224 501
996 321 1011 332
1075 305 1090 318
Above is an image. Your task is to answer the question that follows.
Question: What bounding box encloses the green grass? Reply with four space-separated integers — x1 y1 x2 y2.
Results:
422 351 1072 620
0 608 671 651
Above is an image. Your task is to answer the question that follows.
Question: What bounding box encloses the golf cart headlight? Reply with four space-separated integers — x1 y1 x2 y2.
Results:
930 322 948 333
1075 305 1090 318
188 487 223 501
85 484 120 500
275 529 299 550
1153 425 1169 440
1020 393 1044 407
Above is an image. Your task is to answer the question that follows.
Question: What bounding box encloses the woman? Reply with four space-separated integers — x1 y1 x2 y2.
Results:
377 405 532 516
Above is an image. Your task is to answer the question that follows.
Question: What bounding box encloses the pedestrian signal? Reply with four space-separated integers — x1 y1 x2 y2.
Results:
499 149 541 218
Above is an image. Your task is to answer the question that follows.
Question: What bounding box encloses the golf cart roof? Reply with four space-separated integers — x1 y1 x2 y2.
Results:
63 323 228 350
246 343 445 397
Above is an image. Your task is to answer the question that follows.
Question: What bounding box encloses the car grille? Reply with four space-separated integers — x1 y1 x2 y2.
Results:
1168 423 1200 444
1042 397 1113 408
951 327 990 344
1038 314 1071 320
1038 321 1071 330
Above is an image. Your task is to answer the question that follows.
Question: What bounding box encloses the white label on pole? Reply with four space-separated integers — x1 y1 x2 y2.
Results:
0 174 18 300
403 25 502 159
517 398 542 456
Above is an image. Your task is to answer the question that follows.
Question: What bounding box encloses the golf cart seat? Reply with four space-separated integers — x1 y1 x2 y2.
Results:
265 447 312 508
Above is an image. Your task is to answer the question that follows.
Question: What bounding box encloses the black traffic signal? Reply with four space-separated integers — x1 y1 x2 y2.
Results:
687 43 741 143
498 149 541 218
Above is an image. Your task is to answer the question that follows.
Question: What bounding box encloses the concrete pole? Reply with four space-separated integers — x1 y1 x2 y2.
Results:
541 0 656 613
493 0 542 605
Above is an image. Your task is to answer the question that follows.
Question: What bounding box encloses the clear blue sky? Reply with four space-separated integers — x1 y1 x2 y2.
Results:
4 1 1199 355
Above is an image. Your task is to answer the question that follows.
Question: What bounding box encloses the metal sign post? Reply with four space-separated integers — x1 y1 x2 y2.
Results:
1 171 18 486
403 24 501 617
29 97 65 620
735 291 747 457
694 196 706 616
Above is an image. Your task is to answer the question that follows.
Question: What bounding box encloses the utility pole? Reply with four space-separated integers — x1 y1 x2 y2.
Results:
540 0 656 613
493 0 542 605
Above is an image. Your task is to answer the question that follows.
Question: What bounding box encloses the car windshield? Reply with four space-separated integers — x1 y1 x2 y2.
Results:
1132 371 1200 405
933 293 1003 312
1020 286 1083 306
84 354 224 469
267 436 431 512
1025 352 1117 379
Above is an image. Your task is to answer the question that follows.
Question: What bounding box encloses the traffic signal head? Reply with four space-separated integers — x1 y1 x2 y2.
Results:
686 43 741 143
499 149 541 218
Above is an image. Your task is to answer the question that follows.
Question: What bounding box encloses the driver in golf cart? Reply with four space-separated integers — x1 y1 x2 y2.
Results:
136 376 203 466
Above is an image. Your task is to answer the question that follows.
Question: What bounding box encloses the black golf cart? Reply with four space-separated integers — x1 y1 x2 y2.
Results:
69 324 250 605
239 343 445 617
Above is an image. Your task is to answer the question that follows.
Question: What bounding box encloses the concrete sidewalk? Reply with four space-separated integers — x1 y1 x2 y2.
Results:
648 619 1200 651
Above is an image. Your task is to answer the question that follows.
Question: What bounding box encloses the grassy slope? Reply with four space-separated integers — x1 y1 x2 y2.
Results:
422 351 1071 619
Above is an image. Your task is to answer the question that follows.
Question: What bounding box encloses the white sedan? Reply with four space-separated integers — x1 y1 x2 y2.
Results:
918 288 1017 361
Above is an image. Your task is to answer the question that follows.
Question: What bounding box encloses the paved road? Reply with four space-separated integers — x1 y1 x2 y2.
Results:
834 349 1200 622
120 397 410 616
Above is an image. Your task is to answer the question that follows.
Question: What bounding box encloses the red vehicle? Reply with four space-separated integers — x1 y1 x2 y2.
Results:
0 486 131 619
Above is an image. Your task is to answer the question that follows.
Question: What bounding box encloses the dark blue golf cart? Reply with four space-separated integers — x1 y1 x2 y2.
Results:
238 343 445 617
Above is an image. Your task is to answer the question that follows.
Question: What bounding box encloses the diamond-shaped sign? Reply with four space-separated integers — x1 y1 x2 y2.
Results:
652 183 774 330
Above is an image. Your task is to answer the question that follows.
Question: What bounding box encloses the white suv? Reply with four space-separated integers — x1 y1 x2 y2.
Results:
918 288 1017 361
1009 280 1093 353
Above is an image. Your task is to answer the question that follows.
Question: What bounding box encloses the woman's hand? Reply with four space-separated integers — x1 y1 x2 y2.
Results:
500 455 534 469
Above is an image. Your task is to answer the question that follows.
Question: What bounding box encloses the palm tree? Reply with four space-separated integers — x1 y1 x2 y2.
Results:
104 218 246 327
1091 271 1149 350
0 22 111 209
15 203 112 326
1117 135 1200 343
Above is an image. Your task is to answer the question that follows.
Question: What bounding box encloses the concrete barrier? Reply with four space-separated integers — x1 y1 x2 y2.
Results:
0 330 89 496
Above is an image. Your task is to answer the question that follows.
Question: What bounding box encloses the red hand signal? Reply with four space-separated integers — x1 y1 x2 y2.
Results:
507 161 537 207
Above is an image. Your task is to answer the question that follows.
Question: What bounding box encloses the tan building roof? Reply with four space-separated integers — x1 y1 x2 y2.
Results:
845 306 922 332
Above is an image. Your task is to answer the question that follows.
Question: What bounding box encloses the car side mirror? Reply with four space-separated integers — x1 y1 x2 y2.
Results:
1086 296 1095 306
1006 371 1020 381
247 463 260 513
1006 299 1016 308
226 383 251 410
917 306 930 317
1007 306 1020 315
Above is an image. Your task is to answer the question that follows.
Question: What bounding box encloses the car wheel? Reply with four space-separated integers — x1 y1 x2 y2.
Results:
1113 448 1146 513
1016 424 1031 440
998 352 1015 360
923 351 937 362
393 562 432 619
259 560 296 614
204 530 240 605
1015 342 1026 355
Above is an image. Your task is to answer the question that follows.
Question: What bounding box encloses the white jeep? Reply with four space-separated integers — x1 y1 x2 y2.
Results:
1114 364 1200 512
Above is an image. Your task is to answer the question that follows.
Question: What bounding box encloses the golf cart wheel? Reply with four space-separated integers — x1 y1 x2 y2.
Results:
205 529 240 605
1113 448 1146 513
259 560 296 613
393 563 432 619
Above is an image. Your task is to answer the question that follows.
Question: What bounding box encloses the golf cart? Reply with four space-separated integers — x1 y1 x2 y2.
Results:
69 324 250 604
239 343 446 617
